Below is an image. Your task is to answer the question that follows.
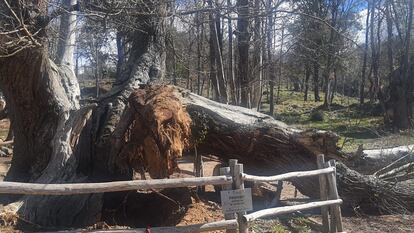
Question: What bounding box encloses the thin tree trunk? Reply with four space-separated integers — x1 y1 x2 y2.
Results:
56 0 77 68
360 3 370 104
251 0 262 109
313 61 321 102
266 0 275 116
196 11 203 95
304 62 310 101
330 68 337 103
116 31 126 79
237 0 250 107
385 0 394 76
227 0 236 104
208 0 227 102
95 40 100 98
369 1 380 103
276 23 285 104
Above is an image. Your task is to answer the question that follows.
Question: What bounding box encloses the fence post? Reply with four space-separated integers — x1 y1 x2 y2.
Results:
220 166 236 233
317 154 330 233
325 160 344 233
194 146 205 193
230 160 249 233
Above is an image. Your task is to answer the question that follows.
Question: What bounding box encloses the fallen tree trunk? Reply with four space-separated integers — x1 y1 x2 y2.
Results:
348 145 414 175
125 86 413 214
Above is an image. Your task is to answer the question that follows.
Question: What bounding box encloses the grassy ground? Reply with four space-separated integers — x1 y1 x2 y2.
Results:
260 90 414 153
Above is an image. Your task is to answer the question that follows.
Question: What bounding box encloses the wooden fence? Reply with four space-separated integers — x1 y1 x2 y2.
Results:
0 154 344 233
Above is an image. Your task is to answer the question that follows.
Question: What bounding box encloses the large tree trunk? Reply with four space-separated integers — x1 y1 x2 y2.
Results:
0 0 166 227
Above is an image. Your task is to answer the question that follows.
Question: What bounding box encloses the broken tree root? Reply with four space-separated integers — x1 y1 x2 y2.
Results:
115 85 192 178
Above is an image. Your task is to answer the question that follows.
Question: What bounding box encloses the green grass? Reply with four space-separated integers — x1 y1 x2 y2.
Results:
272 223 289 233
260 90 386 152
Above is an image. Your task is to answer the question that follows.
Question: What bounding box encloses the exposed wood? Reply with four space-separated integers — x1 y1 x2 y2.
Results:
243 199 343 223
243 167 334 183
0 176 232 195
54 220 238 233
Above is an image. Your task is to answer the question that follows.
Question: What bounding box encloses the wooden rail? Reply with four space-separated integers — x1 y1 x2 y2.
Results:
52 220 238 233
242 167 335 182
243 199 343 223
0 176 232 195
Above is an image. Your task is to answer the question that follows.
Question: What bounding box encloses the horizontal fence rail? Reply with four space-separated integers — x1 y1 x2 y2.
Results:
242 167 335 183
51 220 238 233
0 176 232 195
243 199 343 223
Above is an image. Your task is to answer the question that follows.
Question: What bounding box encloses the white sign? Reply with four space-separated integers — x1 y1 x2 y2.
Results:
220 188 253 214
